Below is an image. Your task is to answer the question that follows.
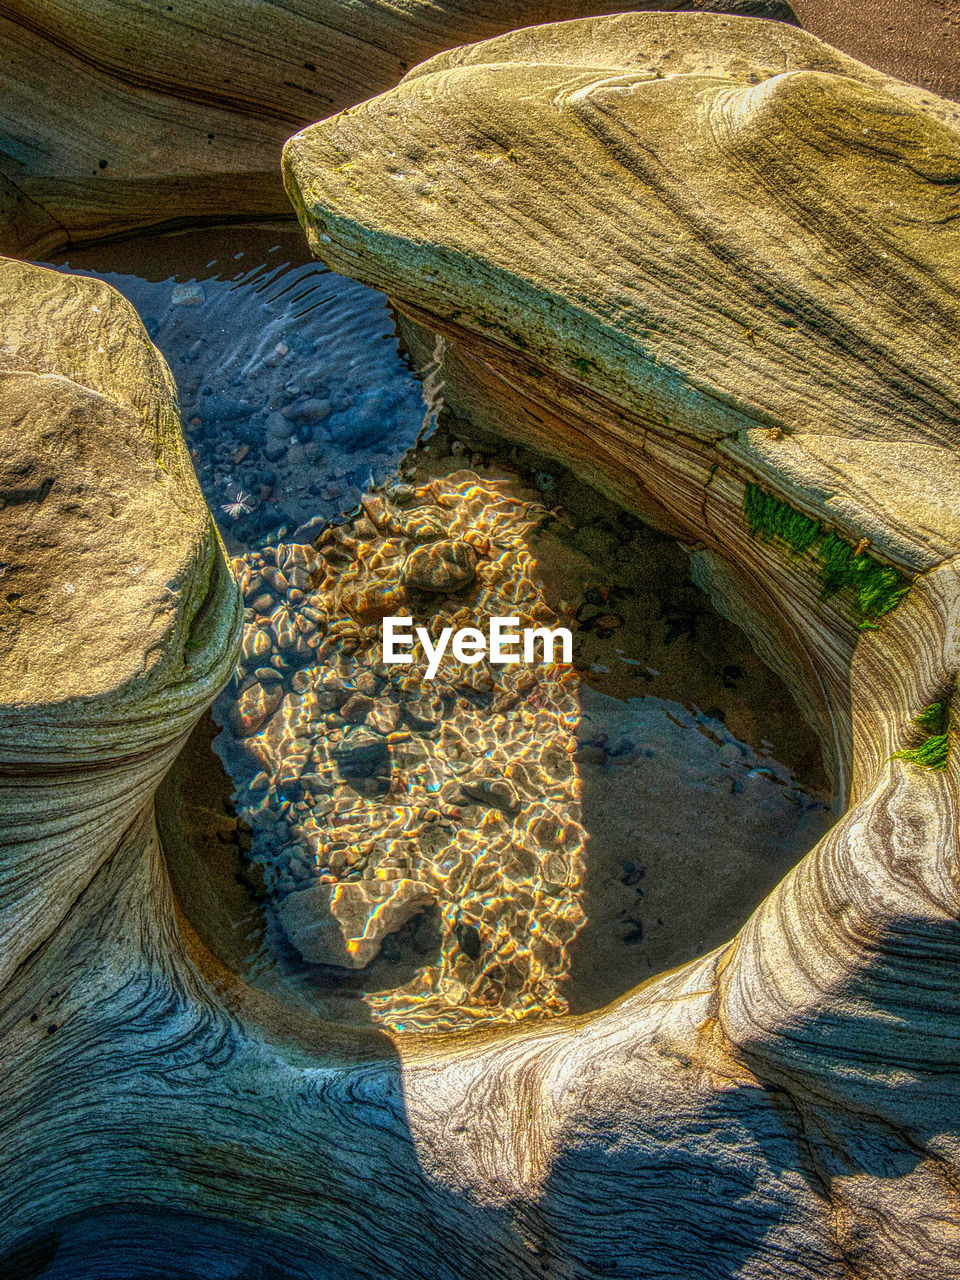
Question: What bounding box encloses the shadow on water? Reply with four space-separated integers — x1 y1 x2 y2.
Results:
520 484 833 1012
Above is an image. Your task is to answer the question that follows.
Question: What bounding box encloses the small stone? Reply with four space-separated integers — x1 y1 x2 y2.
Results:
171 282 204 306
455 920 482 960
249 591 274 614
277 754 309 788
459 776 520 814
340 581 404 624
384 481 416 506
367 701 400 735
240 627 272 664
402 539 477 593
332 726 389 779
354 670 378 696
201 394 247 422
253 666 283 684
270 604 300 653
572 744 607 766
341 692 375 724
279 877 436 968
281 543 323 575
291 669 314 693
230 680 282 736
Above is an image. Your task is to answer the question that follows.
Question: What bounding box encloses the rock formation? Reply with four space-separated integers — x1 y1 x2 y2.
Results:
0 0 793 259
284 10 960 798
288 11 959 1272
280 876 437 967
3 9 960 1280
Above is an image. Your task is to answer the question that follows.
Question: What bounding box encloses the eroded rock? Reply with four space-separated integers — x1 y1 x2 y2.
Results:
279 877 436 968
0 0 797 256
402 539 477 593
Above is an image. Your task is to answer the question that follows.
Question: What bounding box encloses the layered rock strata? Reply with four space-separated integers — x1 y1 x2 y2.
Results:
0 0 793 258
2 10 960 1280
0 260 241 993
281 12 960 1273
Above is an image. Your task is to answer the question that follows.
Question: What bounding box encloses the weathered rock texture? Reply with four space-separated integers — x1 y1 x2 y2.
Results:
0 260 242 995
4 11 960 1280
0 0 794 259
282 13 960 1274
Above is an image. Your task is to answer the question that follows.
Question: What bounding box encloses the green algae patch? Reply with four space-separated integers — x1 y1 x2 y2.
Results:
892 701 951 771
744 484 821 554
743 484 909 629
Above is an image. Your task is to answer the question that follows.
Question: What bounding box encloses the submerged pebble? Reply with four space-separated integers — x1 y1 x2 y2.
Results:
402 538 478 593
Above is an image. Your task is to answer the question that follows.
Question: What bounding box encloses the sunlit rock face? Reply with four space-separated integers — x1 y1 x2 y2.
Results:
0 0 794 257
3 12 960 1280
280 12 960 1273
0 258 242 991
283 10 960 794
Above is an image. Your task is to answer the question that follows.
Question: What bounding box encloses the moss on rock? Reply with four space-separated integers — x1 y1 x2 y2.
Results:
743 483 910 629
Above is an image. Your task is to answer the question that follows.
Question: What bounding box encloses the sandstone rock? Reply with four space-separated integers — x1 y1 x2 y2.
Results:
402 539 477 593
340 692 375 723
285 10 960 790
280 13 960 1273
0 0 796 256
230 681 283 737
7 11 960 1280
332 725 389 778
0 260 240 719
279 877 436 968
401 507 447 543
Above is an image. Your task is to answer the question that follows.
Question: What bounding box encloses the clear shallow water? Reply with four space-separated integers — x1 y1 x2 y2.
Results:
48 225 430 552
45 227 834 1032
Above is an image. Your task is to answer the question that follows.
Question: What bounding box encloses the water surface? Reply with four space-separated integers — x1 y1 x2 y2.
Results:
45 227 833 1031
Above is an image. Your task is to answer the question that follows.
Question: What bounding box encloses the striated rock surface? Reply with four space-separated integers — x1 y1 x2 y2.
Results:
0 259 242 996
0 0 794 258
282 13 960 1274
284 10 960 793
4 12 960 1280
